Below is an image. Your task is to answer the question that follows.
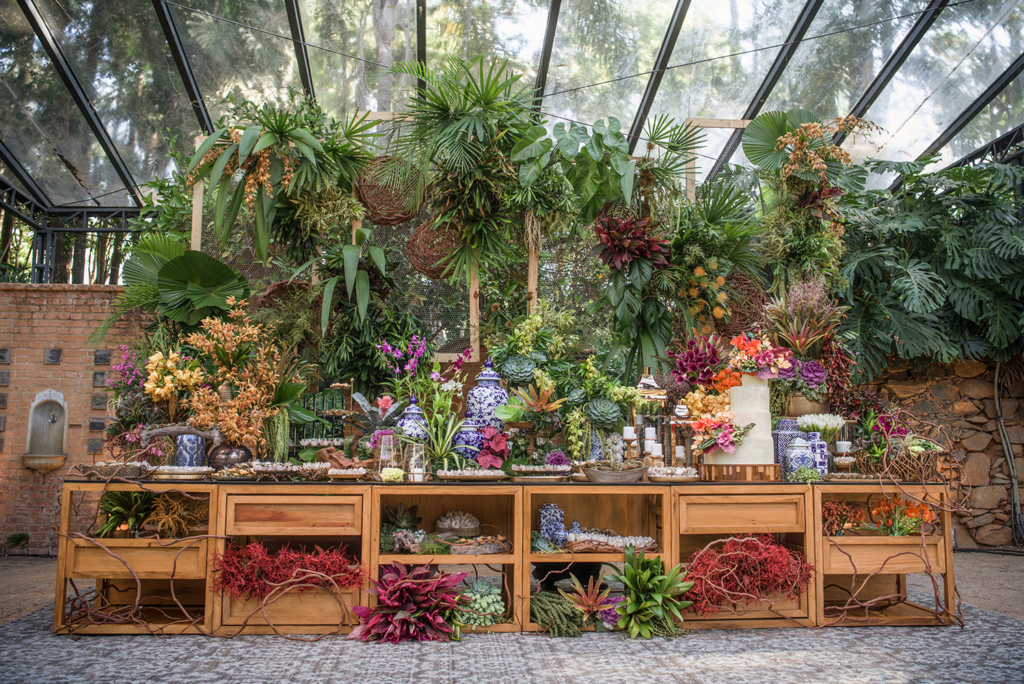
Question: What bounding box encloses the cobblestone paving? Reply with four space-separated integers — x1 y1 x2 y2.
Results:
1 599 1021 684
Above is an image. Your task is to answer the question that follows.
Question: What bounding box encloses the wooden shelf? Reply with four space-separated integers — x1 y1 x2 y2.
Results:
378 553 515 564
529 552 661 563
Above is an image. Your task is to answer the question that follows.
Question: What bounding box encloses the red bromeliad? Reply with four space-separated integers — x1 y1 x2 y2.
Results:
349 562 468 643
593 215 670 271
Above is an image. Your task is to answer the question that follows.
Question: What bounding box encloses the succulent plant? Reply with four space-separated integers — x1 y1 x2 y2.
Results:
585 398 622 431
461 580 504 627
502 354 537 385
380 522 397 552
384 503 422 530
565 388 587 407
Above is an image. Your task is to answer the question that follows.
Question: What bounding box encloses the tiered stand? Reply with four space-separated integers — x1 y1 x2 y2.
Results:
53 480 955 635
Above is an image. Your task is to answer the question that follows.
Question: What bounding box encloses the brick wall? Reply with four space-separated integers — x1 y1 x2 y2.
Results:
870 360 1024 548
0 284 136 555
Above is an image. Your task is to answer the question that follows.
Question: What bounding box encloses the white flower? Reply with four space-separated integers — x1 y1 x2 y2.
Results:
441 380 463 392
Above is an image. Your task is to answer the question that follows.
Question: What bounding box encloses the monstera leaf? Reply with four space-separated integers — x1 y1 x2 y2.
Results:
156 251 250 325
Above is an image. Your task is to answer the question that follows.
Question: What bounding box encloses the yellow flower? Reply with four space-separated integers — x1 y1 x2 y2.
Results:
717 291 728 303
147 351 164 365
707 260 718 271
694 266 706 277
712 306 725 319
702 324 712 335
715 276 726 286
688 287 699 298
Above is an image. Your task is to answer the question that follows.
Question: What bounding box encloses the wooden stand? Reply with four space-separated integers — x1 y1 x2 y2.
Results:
53 480 955 635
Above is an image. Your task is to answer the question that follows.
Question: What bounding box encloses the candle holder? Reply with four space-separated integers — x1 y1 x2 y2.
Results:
623 436 639 462
405 443 430 482
378 434 400 475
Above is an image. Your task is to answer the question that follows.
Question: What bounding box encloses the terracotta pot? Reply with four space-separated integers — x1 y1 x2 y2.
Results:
208 444 253 471
788 393 828 416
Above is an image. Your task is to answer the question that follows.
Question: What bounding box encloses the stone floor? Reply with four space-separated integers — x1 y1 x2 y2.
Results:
1 554 1023 683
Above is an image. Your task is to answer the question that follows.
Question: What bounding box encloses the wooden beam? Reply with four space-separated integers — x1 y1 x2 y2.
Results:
190 135 205 250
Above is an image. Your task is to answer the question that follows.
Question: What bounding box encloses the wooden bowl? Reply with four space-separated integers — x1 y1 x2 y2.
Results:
583 466 648 483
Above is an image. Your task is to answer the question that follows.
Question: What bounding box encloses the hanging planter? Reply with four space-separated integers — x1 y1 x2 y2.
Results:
355 156 422 226
406 220 461 279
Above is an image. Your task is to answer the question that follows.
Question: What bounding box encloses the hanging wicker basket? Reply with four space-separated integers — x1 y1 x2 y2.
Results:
406 220 461 279
715 271 767 338
354 156 422 226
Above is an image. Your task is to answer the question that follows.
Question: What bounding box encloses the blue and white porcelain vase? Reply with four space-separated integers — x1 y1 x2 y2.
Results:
772 419 805 474
539 503 565 544
589 432 603 460
466 357 509 432
174 434 206 468
396 395 427 441
552 525 567 548
569 520 583 535
785 437 814 478
453 411 485 460
805 431 829 475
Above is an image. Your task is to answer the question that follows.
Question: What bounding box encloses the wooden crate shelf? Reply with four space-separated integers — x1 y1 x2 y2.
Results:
53 480 955 636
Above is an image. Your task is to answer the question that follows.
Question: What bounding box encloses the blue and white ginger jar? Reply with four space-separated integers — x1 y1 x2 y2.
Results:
466 357 509 432
453 411 485 460
396 395 427 441
805 431 829 475
175 434 206 468
539 503 565 544
785 437 814 478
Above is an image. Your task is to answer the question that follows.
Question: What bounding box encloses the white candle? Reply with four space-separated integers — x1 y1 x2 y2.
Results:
623 426 636 439
411 467 425 483
834 441 852 454
675 445 685 458
644 427 657 440
644 440 653 453
651 444 663 457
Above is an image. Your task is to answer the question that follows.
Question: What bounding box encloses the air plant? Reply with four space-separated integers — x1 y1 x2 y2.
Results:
606 546 693 639
349 562 468 643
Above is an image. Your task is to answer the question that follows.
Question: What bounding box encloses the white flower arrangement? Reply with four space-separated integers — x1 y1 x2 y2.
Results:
797 413 847 442
511 464 571 473
328 468 366 476
153 465 214 473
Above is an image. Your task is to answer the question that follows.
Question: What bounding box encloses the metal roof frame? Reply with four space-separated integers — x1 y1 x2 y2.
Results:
919 51 1024 160
16 0 142 207
0 137 50 206
152 0 214 135
627 0 692 154
835 0 948 146
284 0 316 100
706 0 826 182
533 0 562 112
943 121 1024 168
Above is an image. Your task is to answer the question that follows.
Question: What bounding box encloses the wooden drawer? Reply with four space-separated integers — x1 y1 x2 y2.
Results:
225 495 362 536
688 591 808 621
67 538 207 580
223 589 361 626
103 579 207 606
823 535 946 574
679 495 805 534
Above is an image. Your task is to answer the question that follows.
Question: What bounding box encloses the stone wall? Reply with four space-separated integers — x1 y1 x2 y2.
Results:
870 360 1024 547
0 284 135 555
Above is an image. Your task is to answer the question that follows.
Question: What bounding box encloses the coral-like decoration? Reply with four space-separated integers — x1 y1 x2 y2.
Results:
686 534 814 617
211 541 364 602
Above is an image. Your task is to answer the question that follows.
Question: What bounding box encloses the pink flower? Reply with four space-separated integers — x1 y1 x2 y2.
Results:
716 431 736 453
377 396 393 411
430 371 442 381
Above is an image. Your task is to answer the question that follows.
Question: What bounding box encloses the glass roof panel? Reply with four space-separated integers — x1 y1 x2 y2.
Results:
648 0 809 126
761 0 931 119
301 0 416 116
427 0 548 82
931 70 1024 167
849 0 1024 169
0 0 132 206
168 1 303 122
0 160 31 197
542 0 674 132
33 0 200 184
